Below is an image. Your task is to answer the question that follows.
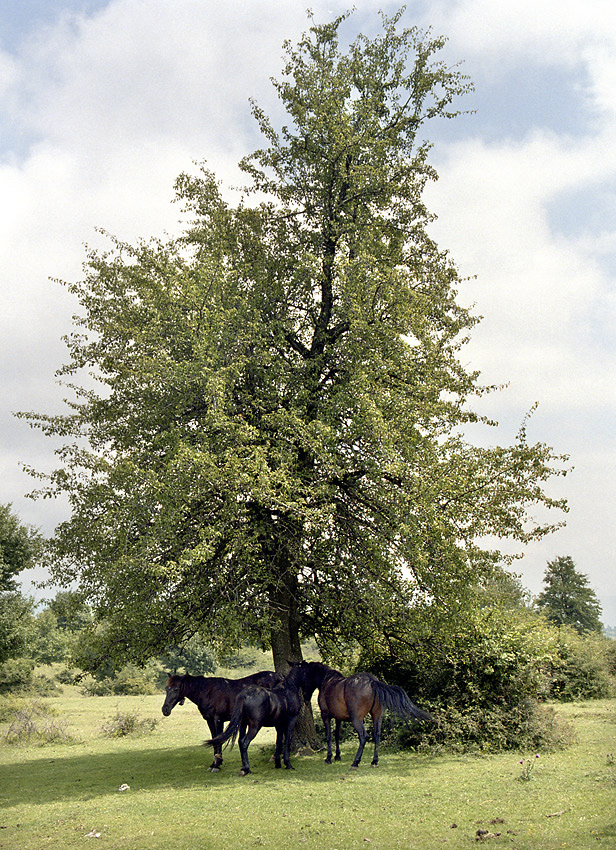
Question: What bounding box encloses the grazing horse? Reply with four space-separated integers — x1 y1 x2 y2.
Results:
205 664 309 776
292 661 431 768
161 671 282 771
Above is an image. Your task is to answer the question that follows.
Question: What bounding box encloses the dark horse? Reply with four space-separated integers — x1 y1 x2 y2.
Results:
292 661 431 768
161 671 282 771
205 664 309 776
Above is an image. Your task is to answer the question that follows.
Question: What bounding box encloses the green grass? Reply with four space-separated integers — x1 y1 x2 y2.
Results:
1 693 614 849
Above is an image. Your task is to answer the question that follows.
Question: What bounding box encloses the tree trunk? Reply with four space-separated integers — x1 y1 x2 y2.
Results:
269 575 320 750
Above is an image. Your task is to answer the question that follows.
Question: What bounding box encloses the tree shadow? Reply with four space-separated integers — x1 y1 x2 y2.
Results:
1 741 430 806
1 745 223 807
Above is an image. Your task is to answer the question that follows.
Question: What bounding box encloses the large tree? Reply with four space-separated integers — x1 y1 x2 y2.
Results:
24 12 567 679
536 556 602 633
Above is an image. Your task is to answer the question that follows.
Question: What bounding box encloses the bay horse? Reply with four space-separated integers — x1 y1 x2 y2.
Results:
161 670 282 771
205 664 310 776
292 661 431 768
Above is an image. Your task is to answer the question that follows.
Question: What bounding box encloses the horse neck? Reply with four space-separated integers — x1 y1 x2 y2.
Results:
180 675 203 704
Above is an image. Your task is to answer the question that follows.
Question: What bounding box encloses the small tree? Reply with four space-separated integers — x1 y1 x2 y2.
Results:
0 504 42 593
536 556 602 634
0 505 42 690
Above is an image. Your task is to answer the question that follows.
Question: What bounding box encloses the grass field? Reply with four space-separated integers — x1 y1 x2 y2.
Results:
0 689 614 850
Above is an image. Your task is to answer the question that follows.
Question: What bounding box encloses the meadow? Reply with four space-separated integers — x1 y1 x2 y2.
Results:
0 688 614 850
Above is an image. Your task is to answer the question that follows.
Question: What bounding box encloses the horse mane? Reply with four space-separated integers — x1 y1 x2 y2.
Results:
167 673 216 700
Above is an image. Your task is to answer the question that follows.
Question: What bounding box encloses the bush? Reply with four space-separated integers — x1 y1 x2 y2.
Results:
80 664 157 696
0 657 35 693
0 694 22 722
2 700 78 746
384 699 572 754
550 628 616 701
100 708 158 738
360 601 566 752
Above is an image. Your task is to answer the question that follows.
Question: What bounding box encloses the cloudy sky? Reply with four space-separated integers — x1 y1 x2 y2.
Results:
1 0 615 623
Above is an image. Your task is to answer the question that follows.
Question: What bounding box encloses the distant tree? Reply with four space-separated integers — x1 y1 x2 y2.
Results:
158 634 217 675
480 567 533 610
47 590 92 632
0 503 42 591
0 505 42 685
536 556 602 634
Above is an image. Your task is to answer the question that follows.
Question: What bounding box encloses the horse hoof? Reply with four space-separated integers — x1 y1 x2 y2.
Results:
285 764 294 770
370 762 378 768
334 756 341 762
324 758 332 765
239 768 251 777
209 766 221 773
349 764 359 770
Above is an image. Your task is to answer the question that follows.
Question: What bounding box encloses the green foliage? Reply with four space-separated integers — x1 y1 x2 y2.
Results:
0 504 43 592
21 10 567 673
30 609 70 665
392 698 570 754
80 664 157 697
536 555 603 633
551 627 616 701
360 596 566 750
0 655 35 694
47 590 92 632
0 592 36 668
158 634 217 675
100 707 158 737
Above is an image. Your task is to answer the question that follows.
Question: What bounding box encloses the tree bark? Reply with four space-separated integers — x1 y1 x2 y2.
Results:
269 573 320 749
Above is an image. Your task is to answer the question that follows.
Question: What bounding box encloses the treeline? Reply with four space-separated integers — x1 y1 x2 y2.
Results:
2 574 614 754
0 589 223 696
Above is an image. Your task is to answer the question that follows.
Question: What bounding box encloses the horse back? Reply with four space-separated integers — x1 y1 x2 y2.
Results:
319 672 380 721
318 674 350 720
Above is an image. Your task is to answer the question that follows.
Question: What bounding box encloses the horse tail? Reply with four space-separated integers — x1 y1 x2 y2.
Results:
370 677 432 723
205 696 244 750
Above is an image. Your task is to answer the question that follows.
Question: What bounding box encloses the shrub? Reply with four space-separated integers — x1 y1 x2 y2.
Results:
0 694 22 722
360 601 567 752
2 700 78 746
0 657 35 693
550 628 616 701
384 699 572 754
100 708 158 738
80 664 157 696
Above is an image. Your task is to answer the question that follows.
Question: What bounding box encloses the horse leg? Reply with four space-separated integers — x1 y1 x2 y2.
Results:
274 726 284 769
238 722 259 776
282 716 299 770
334 718 342 761
371 715 382 767
350 716 369 769
323 713 334 764
206 717 223 771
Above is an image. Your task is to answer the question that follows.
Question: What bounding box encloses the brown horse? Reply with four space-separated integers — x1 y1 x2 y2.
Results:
161 671 282 771
291 661 431 768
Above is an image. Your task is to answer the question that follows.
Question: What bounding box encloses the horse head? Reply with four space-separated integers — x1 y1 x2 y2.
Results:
285 660 320 700
161 674 186 716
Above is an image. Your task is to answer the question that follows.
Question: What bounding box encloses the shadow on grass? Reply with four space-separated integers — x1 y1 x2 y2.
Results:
0 742 429 807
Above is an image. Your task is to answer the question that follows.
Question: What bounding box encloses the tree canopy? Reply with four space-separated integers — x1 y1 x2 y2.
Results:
536 556 602 634
23 10 568 674
0 503 42 593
